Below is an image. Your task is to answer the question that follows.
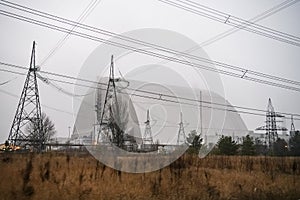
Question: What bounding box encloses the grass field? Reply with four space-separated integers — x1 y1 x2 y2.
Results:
0 151 299 200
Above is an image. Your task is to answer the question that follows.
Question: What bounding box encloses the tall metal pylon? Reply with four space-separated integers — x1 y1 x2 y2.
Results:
177 112 186 145
7 41 43 151
256 98 287 147
143 109 153 145
97 55 124 148
290 115 296 138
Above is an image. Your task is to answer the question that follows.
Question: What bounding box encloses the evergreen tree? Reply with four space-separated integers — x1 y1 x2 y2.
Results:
254 138 267 155
216 135 238 155
273 138 288 156
289 130 300 156
241 135 256 155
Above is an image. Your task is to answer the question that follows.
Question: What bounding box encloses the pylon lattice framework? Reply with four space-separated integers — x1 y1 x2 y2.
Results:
97 55 124 147
143 109 153 145
7 41 44 150
290 115 296 137
256 98 287 147
177 112 186 145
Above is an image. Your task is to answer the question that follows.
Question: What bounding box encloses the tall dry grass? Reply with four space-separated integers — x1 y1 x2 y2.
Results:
0 151 299 200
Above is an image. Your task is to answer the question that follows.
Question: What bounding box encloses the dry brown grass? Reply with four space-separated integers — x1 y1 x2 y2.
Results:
0 151 299 200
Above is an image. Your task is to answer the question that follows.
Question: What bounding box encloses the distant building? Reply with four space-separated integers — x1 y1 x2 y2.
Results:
248 130 290 143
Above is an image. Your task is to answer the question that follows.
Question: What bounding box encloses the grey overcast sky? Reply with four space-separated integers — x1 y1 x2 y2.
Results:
0 0 300 142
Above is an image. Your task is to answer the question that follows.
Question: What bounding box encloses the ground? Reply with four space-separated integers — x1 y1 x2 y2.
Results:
0 151 299 200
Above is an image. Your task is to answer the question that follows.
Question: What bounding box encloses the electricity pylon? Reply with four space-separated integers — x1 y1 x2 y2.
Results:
143 109 154 145
97 55 124 148
256 98 287 147
177 112 186 145
290 115 295 138
7 41 44 151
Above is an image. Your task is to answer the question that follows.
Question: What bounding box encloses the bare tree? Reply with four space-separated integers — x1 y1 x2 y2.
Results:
26 112 56 148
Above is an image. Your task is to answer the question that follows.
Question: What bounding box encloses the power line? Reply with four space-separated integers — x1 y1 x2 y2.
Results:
155 0 300 80
158 0 300 47
0 76 17 85
199 0 299 47
1 0 300 90
36 73 93 97
0 3 298 134
160 0 298 64
0 7 299 93
2 0 297 88
1 88 290 144
0 88 74 115
0 88 263 134
40 0 101 66
0 77 295 136
0 62 291 116
0 0 300 90
0 68 26 76
2 61 300 119
0 2 298 113
1 62 300 121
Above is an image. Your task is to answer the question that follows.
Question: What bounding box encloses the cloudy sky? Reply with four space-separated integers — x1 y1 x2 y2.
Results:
0 0 299 142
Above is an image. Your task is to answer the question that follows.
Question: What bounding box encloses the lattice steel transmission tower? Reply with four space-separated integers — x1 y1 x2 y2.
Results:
177 112 186 145
143 109 154 145
7 41 44 151
290 115 296 138
97 55 124 148
256 98 287 147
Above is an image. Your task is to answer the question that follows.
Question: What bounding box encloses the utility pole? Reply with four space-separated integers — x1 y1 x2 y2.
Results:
7 41 44 151
68 126 71 140
199 90 204 143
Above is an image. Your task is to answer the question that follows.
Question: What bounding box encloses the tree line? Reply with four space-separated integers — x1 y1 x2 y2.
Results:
186 130 300 156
